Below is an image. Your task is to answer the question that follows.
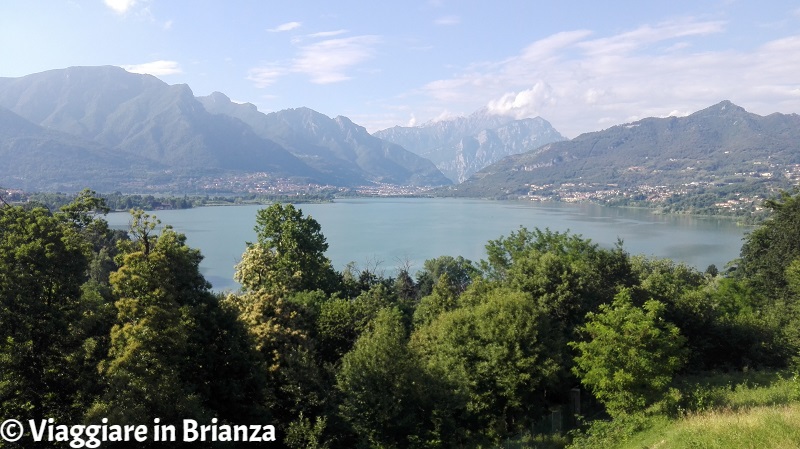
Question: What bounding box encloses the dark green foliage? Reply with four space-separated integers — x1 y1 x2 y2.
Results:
0 205 90 422
316 289 389 365
738 191 800 300
337 308 453 448
412 287 563 442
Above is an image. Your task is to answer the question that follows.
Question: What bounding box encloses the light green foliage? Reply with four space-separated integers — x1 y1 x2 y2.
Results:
92 210 268 428
630 256 706 304
413 272 460 327
285 413 330 449
90 212 207 424
228 288 325 430
571 290 688 416
236 203 336 295
412 287 562 441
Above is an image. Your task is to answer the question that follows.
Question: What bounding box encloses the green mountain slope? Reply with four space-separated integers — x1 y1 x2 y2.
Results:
446 101 800 198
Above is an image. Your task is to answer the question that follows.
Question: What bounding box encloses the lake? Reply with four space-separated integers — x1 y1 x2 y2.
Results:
105 198 750 291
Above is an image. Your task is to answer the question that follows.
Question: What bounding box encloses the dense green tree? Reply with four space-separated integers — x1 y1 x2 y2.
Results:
481 228 632 330
316 289 388 365
415 255 478 298
0 205 90 423
738 191 800 300
90 211 268 433
413 273 460 327
89 212 208 425
570 290 688 417
337 308 452 448
228 288 326 435
236 203 337 295
412 287 562 442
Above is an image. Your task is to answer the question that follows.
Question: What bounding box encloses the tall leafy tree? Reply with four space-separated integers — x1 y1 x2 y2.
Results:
236 203 337 295
481 227 632 329
91 211 268 429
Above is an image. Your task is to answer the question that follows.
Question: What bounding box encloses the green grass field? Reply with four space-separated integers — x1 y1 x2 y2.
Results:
505 371 800 449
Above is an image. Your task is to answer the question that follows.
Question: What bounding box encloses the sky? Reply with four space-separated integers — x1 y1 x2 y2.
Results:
2 1 800 138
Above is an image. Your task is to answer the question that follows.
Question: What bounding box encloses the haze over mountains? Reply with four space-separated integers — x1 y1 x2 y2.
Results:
374 110 566 183
1 66 798 202
0 66 451 191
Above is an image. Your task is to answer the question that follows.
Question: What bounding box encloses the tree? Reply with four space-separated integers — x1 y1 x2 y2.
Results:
236 203 337 294
91 211 269 430
0 205 90 423
337 308 450 448
89 213 207 425
738 191 800 300
481 228 632 330
570 290 687 417
411 287 562 441
415 255 478 298
227 288 325 433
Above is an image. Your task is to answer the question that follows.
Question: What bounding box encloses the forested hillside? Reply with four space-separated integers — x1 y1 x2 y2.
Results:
2 189 800 448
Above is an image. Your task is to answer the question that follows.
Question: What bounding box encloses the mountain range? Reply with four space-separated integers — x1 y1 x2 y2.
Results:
0 66 451 192
444 101 800 198
374 110 565 183
2 66 798 202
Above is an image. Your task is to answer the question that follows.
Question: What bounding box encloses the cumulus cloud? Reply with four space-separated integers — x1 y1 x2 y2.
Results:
122 60 182 76
486 82 555 118
268 21 301 32
407 17 800 137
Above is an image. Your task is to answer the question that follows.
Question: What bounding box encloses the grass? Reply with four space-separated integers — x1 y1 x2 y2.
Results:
618 403 800 449
505 370 800 449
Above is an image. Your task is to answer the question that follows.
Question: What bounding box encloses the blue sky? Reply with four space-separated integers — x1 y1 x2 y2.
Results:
2 1 800 137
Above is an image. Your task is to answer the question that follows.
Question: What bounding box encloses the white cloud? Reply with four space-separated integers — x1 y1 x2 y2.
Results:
122 60 182 76
307 29 348 39
409 17 800 137
577 19 725 56
268 21 301 32
434 15 460 26
292 35 381 84
247 65 286 88
104 0 137 14
486 81 555 118
248 32 381 88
